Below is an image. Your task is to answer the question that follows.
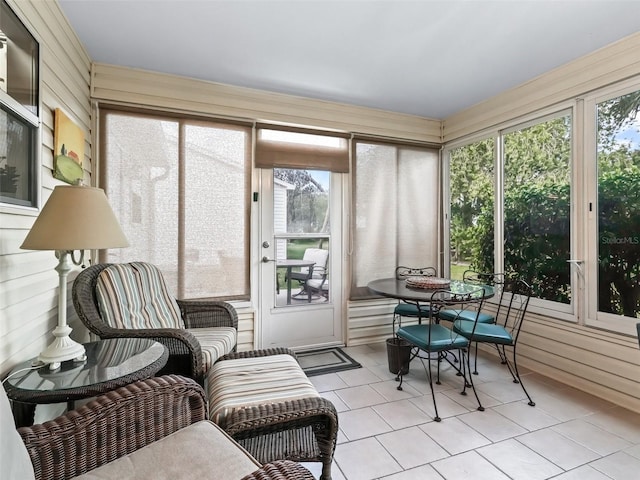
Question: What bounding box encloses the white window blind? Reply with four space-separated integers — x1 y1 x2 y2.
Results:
351 141 440 298
99 108 251 300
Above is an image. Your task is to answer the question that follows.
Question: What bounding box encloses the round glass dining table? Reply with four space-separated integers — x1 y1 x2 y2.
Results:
367 278 494 303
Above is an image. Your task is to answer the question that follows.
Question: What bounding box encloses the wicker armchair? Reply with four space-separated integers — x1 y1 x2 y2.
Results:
7 375 315 480
72 262 238 384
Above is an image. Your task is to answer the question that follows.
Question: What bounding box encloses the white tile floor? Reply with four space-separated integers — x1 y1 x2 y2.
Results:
301 342 640 480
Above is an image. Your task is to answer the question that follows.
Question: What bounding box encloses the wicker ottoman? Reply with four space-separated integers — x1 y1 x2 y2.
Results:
208 348 338 480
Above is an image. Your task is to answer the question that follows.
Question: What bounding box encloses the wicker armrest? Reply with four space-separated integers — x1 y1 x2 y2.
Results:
177 299 239 329
218 396 337 438
217 347 297 362
19 375 206 480
240 460 316 480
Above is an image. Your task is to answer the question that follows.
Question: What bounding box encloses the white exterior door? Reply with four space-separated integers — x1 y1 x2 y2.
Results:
258 168 343 349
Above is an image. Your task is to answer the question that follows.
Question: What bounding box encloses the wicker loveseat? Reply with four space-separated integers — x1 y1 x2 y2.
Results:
3 375 315 480
72 262 238 385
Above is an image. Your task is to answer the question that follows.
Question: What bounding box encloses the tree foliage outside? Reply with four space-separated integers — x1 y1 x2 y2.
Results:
274 168 329 233
450 89 640 319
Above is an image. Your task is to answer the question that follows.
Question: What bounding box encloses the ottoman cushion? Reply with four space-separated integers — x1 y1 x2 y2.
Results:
208 354 318 423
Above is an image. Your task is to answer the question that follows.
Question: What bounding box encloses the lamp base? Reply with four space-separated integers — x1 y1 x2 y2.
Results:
37 324 87 371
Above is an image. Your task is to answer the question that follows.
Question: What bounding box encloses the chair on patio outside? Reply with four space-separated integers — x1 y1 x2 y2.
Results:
289 248 329 302
395 286 487 422
452 277 536 407
72 262 238 386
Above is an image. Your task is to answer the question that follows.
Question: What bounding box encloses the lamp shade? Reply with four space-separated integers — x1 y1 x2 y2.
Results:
21 185 129 251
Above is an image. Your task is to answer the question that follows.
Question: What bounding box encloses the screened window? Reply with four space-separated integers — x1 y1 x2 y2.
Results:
351 141 439 298
447 112 572 307
448 138 495 279
100 109 251 300
503 114 572 303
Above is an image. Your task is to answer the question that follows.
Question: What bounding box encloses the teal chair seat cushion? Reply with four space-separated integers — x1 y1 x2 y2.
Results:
438 308 495 324
397 324 469 352
394 303 432 317
453 320 513 345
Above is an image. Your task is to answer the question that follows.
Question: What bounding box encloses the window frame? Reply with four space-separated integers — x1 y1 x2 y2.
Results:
583 77 640 336
443 104 577 321
0 0 39 210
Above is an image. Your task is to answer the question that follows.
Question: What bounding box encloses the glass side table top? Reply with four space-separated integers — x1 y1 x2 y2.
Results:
4 337 168 404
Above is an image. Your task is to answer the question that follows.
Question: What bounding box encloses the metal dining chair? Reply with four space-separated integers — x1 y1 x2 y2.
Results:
452 278 536 407
392 266 437 332
438 270 505 374
394 286 487 422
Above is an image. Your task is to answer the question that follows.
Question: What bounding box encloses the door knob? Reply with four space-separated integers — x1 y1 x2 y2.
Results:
262 256 276 263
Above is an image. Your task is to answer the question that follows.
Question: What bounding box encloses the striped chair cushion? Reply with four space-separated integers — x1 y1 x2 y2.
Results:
96 262 185 330
189 327 237 372
208 354 319 424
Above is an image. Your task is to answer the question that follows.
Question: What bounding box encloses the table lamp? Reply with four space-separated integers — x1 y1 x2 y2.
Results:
20 185 129 370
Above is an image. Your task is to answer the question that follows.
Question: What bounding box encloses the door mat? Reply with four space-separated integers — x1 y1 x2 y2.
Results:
297 347 362 377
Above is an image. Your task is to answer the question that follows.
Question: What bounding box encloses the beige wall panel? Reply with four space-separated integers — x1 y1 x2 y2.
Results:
444 32 640 141
1 1 92 376
91 63 442 143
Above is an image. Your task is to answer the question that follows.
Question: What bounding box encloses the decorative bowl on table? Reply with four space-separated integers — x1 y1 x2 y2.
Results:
405 276 450 289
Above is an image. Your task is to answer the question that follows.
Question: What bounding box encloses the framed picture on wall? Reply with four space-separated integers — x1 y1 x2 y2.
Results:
53 108 84 185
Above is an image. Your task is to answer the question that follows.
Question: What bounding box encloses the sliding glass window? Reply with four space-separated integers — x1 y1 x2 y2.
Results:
503 113 572 304
99 108 251 300
586 84 640 334
446 111 572 310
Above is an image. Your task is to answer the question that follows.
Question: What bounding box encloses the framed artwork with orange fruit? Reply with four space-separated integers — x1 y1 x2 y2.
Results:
53 108 84 185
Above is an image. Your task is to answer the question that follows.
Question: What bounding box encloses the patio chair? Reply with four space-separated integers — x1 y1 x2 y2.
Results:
4 374 316 480
72 262 238 385
452 277 536 406
395 286 486 421
289 248 329 302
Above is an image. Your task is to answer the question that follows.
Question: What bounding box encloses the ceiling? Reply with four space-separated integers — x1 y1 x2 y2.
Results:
57 1 640 120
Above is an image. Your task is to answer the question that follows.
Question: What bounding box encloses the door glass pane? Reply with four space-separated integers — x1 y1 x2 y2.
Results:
274 168 330 306
596 90 640 319
449 138 495 280
503 115 572 303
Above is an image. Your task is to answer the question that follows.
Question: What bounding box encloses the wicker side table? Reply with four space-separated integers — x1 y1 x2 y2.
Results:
3 337 168 427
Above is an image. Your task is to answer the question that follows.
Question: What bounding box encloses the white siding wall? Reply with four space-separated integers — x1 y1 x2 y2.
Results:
0 0 92 377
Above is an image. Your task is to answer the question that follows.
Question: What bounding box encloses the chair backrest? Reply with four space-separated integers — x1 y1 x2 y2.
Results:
396 266 436 279
1 385 35 479
302 248 329 278
496 278 532 340
95 262 185 330
427 286 486 342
